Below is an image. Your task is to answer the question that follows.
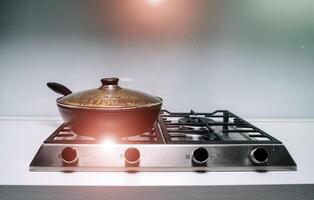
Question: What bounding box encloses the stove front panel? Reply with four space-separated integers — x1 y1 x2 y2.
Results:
30 144 296 172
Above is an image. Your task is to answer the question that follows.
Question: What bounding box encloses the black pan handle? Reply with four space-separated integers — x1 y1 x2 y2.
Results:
47 82 72 96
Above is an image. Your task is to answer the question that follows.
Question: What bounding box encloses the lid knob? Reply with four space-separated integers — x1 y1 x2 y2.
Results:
101 77 119 86
100 77 121 90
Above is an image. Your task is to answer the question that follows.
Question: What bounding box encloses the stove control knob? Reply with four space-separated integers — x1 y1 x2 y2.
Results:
61 146 78 165
124 148 140 167
192 147 209 165
250 147 269 164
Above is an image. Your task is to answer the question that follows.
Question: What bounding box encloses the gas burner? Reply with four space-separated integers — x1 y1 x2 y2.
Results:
178 125 209 131
30 109 296 172
178 116 215 124
177 116 215 133
182 133 217 141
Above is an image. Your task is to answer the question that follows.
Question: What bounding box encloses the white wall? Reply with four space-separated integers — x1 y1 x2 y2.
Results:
0 0 313 118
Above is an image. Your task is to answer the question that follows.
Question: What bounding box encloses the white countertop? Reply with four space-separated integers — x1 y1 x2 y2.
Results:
0 118 313 186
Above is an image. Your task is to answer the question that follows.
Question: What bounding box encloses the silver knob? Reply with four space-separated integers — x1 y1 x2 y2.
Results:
250 147 269 164
125 148 140 166
61 146 78 165
192 147 209 165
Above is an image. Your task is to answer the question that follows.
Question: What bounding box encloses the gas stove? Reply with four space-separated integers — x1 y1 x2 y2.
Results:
30 110 296 171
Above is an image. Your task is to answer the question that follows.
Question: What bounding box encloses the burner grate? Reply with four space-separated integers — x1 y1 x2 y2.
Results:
44 123 164 144
160 110 281 144
44 109 282 145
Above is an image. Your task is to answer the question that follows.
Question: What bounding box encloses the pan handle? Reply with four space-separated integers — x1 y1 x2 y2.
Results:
47 82 73 96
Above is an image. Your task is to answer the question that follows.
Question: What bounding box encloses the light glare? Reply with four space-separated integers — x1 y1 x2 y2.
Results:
147 0 163 6
101 138 116 150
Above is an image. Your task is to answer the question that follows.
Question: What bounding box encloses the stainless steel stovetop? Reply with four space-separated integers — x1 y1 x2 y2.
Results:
30 110 296 171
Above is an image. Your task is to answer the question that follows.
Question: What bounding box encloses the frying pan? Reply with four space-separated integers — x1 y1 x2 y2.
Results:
47 78 162 139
